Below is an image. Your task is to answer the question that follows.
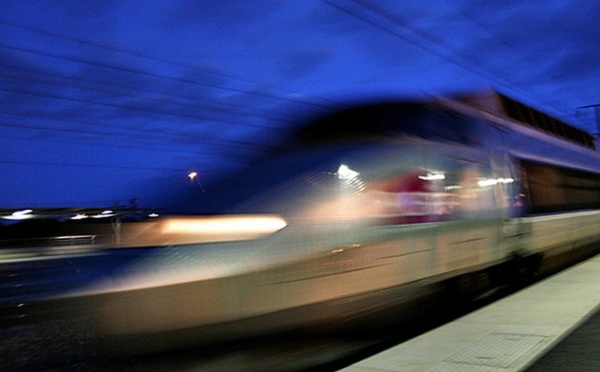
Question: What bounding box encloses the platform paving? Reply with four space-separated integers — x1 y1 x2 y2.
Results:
342 254 600 371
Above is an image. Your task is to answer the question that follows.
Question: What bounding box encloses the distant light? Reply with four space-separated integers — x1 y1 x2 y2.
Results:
148 212 159 218
5 209 34 220
337 164 359 180
188 171 198 181
14 209 33 215
419 172 446 181
477 177 515 187
71 213 88 220
91 210 115 218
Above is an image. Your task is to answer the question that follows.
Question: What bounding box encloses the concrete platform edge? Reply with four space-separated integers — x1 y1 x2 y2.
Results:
342 254 600 372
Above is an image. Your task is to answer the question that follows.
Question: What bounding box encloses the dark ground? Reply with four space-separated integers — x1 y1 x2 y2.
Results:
527 306 600 371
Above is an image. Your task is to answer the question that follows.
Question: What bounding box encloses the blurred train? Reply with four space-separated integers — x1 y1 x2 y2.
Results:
60 91 600 351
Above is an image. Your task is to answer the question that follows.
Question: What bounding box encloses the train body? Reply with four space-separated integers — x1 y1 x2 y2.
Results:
63 92 600 351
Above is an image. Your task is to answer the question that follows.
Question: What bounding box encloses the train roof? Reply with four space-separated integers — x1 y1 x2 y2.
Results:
443 92 596 150
435 91 600 174
284 90 600 175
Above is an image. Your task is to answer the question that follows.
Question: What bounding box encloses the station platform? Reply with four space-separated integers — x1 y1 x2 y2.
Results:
342 253 600 371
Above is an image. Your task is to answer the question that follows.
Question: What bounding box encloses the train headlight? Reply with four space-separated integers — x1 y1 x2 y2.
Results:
160 214 288 242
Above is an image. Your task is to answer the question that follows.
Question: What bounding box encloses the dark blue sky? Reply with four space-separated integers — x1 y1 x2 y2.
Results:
1 1 599 211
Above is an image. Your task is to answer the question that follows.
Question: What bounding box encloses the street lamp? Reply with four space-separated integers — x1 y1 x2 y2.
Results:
187 171 205 192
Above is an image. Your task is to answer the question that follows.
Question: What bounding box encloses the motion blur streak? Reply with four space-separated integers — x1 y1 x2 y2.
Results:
112 215 288 248
161 215 287 238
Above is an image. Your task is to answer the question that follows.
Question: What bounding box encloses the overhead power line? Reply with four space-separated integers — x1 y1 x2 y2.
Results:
0 85 292 132
0 62 307 125
0 19 346 110
321 0 590 131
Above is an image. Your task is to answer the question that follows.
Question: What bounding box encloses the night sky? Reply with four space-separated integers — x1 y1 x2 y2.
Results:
1 1 599 211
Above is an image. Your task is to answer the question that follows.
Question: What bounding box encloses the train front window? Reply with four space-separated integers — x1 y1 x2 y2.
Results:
221 142 500 225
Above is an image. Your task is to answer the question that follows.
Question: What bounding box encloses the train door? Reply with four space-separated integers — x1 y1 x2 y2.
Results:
488 153 531 261
423 144 498 219
421 144 502 272
487 151 518 218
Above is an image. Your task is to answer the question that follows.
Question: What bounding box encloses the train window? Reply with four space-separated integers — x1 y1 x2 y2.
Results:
424 149 500 220
360 169 457 224
455 163 497 219
358 151 502 225
521 160 600 214
215 143 510 225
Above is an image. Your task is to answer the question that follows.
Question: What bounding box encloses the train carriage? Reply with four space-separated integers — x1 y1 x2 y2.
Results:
59 92 600 351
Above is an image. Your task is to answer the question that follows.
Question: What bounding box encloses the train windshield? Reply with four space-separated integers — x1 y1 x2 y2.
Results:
200 141 508 224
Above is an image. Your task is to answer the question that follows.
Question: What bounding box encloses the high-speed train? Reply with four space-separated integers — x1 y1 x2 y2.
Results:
59 91 600 352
